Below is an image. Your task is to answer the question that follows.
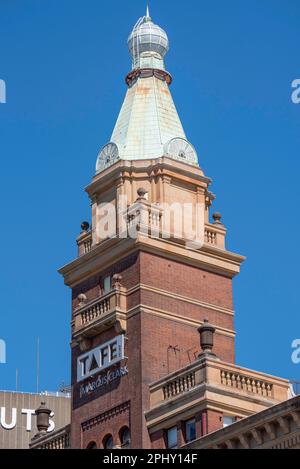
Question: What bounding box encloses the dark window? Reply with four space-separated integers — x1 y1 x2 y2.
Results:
167 427 177 449
120 427 131 448
103 434 114 449
86 441 97 449
185 418 196 443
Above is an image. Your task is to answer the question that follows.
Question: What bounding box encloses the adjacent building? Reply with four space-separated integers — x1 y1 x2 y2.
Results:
184 395 300 449
0 391 70 449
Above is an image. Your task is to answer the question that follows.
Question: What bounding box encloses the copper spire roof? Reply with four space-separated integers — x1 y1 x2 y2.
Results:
95 10 198 173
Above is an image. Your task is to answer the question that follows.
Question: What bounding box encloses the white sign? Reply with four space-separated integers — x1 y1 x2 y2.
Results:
0 407 55 432
77 335 125 382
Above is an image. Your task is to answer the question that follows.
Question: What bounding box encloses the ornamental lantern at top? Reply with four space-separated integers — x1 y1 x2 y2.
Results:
127 7 169 71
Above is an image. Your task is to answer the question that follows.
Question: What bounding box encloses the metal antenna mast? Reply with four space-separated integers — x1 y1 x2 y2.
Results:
36 337 40 393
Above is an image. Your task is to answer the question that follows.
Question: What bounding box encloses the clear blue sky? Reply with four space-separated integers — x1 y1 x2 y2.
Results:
0 0 299 392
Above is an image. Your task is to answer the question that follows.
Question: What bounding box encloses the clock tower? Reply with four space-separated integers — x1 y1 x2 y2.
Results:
59 9 245 449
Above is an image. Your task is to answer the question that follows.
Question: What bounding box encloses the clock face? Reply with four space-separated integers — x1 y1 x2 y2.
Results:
96 142 119 172
164 138 198 165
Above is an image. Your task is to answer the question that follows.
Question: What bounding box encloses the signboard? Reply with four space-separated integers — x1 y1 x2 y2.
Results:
77 335 125 383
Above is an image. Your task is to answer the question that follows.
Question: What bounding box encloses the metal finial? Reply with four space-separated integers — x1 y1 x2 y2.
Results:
146 4 150 19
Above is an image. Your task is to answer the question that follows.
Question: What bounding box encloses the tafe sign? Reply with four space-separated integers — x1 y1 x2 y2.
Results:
77 335 125 382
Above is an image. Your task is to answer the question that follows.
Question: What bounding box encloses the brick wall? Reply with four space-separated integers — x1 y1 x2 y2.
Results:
70 249 235 448
206 409 224 434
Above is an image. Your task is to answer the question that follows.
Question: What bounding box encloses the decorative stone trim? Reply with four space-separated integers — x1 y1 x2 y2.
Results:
126 305 236 338
126 283 235 316
271 434 300 449
81 401 130 432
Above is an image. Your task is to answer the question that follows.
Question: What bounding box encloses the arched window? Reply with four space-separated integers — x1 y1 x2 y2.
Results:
86 441 97 449
119 427 131 448
103 434 114 449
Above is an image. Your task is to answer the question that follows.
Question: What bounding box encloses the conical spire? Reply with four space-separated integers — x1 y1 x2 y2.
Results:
95 11 198 172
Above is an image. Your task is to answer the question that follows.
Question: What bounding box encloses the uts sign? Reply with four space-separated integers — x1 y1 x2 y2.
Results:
0 407 54 432
77 335 125 382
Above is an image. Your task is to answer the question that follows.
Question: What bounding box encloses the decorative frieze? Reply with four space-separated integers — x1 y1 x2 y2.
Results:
81 401 130 432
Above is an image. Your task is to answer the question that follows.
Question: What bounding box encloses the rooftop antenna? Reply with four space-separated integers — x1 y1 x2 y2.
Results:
146 4 150 19
36 336 40 394
16 368 19 392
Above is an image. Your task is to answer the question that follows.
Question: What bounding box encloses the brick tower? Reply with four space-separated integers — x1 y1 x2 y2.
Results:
59 8 246 449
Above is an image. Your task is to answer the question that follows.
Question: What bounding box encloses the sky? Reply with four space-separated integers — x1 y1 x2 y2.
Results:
0 0 299 393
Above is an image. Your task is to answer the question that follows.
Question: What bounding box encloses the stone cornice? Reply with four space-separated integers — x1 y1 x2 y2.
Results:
59 233 245 287
136 235 245 277
86 157 210 198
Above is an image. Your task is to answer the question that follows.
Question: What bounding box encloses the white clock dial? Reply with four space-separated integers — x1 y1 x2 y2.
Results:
164 138 198 165
96 142 119 173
